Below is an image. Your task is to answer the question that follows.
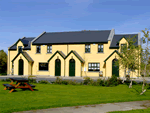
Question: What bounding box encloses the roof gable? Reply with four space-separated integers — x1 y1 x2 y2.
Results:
65 50 85 63
110 34 138 49
12 52 34 63
47 51 66 62
104 50 121 62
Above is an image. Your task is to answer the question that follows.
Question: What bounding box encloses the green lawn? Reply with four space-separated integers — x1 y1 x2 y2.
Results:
108 107 150 113
1 82 150 113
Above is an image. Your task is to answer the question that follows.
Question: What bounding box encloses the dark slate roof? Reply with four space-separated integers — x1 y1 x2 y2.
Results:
12 52 34 62
32 30 111 45
110 34 138 48
9 37 35 50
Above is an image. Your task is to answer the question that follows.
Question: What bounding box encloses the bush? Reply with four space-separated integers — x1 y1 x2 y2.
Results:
96 78 105 86
62 80 69 85
54 77 63 84
68 80 78 85
0 78 11 82
38 80 50 84
28 78 37 83
117 77 123 84
83 76 92 85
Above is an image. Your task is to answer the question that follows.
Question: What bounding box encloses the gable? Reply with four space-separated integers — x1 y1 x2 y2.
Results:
12 52 34 63
47 51 66 62
65 50 85 63
110 34 138 49
104 50 121 63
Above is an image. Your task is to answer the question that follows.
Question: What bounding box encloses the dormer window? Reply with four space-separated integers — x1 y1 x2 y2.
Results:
18 46 22 53
85 44 90 53
121 44 127 52
36 45 41 53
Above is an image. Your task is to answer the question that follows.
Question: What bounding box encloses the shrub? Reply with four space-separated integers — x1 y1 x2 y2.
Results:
55 77 63 84
28 78 37 83
96 78 105 86
68 80 78 85
83 76 92 85
38 80 50 84
62 80 69 85
117 77 123 84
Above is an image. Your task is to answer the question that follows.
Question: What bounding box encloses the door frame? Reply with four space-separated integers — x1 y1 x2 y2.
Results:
55 59 61 76
112 58 119 77
69 59 75 77
18 59 24 75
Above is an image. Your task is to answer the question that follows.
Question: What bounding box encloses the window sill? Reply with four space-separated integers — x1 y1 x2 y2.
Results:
84 52 91 54
38 70 49 72
46 53 52 54
88 71 99 73
97 52 104 53
35 53 41 54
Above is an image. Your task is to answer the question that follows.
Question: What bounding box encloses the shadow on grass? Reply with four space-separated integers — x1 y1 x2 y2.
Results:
12 88 39 92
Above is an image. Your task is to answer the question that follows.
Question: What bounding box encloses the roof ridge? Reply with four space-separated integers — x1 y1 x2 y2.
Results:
46 30 111 34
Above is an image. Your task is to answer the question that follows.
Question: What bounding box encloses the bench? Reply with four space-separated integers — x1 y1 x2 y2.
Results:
27 83 36 88
3 84 15 89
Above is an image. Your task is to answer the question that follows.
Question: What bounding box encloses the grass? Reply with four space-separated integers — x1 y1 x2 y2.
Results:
1 81 150 113
108 107 150 113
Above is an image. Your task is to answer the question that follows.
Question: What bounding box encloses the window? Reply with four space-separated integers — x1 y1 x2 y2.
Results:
98 44 103 53
39 63 48 71
18 46 22 53
47 45 52 53
36 46 41 53
121 44 127 52
85 44 90 53
88 63 100 72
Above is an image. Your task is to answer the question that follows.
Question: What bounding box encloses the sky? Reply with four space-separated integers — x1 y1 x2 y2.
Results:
0 0 150 54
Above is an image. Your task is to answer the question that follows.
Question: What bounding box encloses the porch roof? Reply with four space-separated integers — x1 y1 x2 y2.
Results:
11 52 34 63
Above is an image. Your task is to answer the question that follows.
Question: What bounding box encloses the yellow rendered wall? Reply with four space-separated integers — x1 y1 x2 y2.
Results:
65 52 81 77
49 53 65 76
8 38 140 78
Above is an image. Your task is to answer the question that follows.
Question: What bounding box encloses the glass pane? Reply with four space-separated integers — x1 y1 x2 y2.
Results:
50 46 52 49
97 63 100 67
47 46 49 49
89 63 91 66
101 45 103 48
92 64 94 66
89 45 90 48
50 50 52 52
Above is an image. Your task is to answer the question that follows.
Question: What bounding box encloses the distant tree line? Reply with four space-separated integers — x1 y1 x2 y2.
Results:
0 50 7 75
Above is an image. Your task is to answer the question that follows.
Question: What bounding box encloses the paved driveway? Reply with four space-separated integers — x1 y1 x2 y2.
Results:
12 100 150 113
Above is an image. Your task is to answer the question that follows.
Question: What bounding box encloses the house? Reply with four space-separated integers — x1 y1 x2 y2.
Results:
7 29 141 78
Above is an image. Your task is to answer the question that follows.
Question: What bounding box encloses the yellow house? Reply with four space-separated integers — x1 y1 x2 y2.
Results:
7 29 141 78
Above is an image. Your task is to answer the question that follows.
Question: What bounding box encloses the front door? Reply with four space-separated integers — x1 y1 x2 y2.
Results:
69 59 75 77
112 59 119 77
18 59 24 75
55 59 61 76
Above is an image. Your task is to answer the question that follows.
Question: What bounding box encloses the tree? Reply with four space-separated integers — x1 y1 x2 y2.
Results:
115 35 140 88
140 28 150 95
0 50 7 75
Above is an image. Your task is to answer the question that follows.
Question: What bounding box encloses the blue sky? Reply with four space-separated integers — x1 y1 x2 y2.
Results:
0 0 150 54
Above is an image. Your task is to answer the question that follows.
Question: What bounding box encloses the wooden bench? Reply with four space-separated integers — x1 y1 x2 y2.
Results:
3 84 16 93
